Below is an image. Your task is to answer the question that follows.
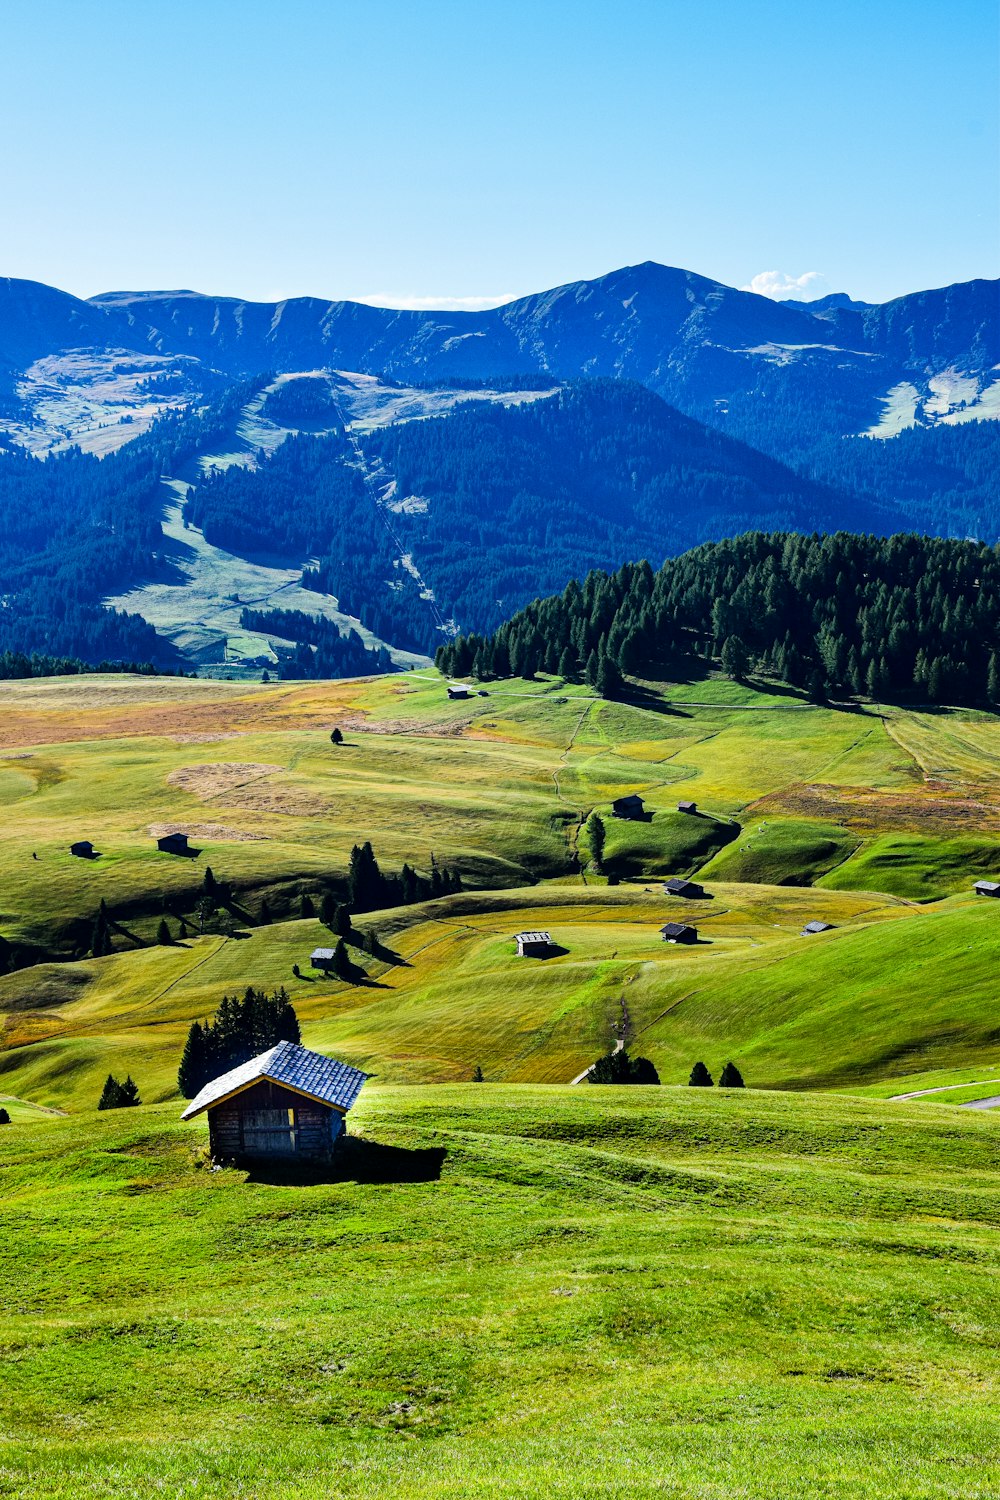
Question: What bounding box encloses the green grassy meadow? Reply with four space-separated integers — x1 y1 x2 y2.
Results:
6 669 1000 1495
3 669 1000 1111
5 1086 1000 1498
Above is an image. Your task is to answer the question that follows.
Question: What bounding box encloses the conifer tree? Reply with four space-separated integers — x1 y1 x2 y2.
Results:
688 1061 713 1087
720 635 748 680
585 810 606 871
300 893 315 918
0 1107 10 1124
320 890 337 928
719 1061 745 1088
178 1021 209 1098
333 937 351 980
472 1065 485 1082
156 918 171 946
119 1076 141 1107
331 727 344 745
333 903 352 937
97 1074 122 1110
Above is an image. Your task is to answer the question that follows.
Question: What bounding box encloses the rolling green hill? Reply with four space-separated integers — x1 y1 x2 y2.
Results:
3 668 1000 1112
5 1086 1000 1498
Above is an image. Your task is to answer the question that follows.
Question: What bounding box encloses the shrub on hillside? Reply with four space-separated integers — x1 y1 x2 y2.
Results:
587 1049 660 1085
98 1074 141 1110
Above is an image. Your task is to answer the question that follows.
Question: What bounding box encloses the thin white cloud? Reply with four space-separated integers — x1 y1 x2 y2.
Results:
741 270 831 302
352 292 520 311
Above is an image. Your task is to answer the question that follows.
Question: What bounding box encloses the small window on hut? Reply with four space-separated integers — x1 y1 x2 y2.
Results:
242 1107 296 1155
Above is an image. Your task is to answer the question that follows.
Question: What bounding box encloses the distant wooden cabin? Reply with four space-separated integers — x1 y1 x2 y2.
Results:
180 1041 367 1162
802 920 835 935
515 930 553 957
660 922 697 944
70 840 95 858
447 683 471 700
612 793 645 820
157 832 190 855
310 947 336 971
974 880 1000 898
677 800 698 815
663 877 705 899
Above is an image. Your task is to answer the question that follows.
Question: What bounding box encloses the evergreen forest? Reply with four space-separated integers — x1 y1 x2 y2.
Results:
436 531 1000 706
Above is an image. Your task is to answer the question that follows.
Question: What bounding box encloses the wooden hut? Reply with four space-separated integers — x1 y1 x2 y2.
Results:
677 800 698 815
310 947 336 971
663 877 705 898
974 880 1000 898
611 793 645 820
801 920 835 935
157 832 190 855
180 1041 367 1162
515 930 553 957
70 840 96 858
660 922 697 944
447 683 471 700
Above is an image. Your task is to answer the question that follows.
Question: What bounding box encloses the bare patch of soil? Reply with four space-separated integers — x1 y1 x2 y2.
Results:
749 781 1000 834
166 762 329 817
169 732 247 744
147 822 268 843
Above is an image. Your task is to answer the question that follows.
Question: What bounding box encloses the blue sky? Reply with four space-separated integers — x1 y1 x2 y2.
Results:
1 0 996 306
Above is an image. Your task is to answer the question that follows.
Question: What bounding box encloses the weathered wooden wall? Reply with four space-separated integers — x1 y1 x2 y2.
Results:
206 1079 343 1160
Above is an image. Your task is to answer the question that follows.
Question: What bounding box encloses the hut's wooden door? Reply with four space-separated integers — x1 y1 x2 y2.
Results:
242 1107 297 1155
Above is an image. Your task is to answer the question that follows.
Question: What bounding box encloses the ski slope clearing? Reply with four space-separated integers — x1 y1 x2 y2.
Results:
104 480 425 671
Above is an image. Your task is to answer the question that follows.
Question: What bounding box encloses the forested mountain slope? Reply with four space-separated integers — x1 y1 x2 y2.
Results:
1 263 995 462
437 531 1000 707
184 380 888 654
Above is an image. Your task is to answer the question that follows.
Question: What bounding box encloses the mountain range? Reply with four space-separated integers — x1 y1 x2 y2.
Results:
3 263 998 454
0 261 997 672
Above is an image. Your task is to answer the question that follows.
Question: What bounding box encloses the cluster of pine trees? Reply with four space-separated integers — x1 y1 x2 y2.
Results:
177 987 301 1099
98 1074 141 1109
239 607 393 679
340 841 462 914
586 1048 660 1084
437 532 1000 707
0 651 168 681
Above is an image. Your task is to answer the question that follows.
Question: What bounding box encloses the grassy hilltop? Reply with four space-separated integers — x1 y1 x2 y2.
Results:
5 1087 1000 1498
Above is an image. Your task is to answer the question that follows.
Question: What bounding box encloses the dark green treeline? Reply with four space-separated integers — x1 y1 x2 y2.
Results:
436 532 1000 705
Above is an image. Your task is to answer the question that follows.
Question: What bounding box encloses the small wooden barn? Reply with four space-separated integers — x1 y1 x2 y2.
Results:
157 832 190 855
663 877 705 899
974 880 1000 898
677 800 698 815
612 793 645 820
181 1041 368 1162
660 922 697 944
802 920 835 935
70 840 95 858
447 683 471 700
515 930 553 957
310 947 336 971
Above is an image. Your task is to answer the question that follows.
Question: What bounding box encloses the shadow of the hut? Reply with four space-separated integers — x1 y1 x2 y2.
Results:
243 1137 446 1187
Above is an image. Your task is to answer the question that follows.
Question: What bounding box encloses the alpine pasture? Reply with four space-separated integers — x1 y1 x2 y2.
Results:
5 668 1000 1496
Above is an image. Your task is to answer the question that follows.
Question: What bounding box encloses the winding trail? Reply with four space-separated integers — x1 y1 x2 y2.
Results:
570 1037 624 1085
889 1078 1000 1107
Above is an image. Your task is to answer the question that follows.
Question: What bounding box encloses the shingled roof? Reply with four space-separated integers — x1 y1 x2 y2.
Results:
180 1041 368 1120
